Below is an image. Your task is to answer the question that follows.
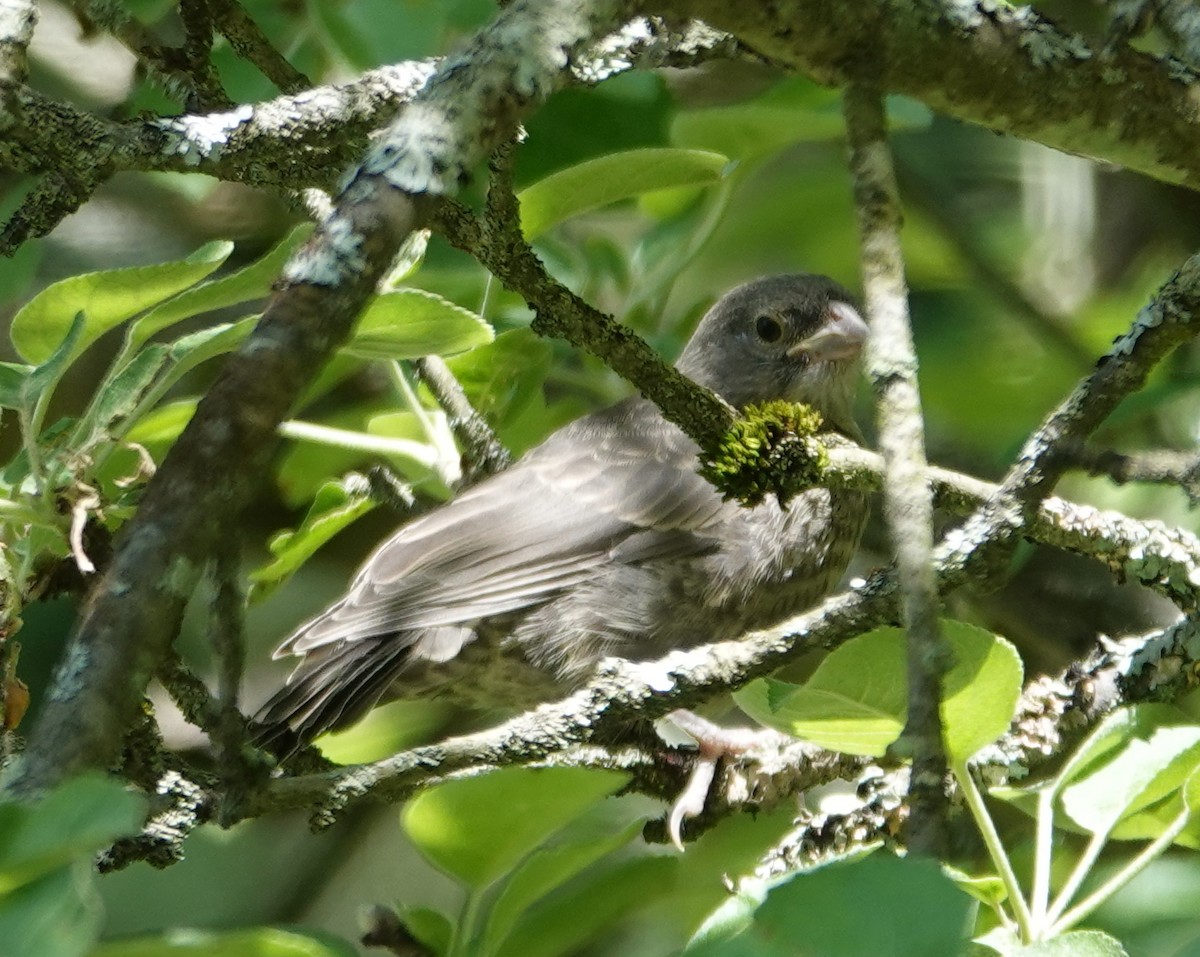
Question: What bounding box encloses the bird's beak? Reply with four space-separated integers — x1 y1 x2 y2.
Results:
787 301 869 362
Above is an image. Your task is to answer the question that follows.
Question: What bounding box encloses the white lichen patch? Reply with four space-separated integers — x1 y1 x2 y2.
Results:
1109 302 1165 358
282 212 367 286
47 641 91 701
368 104 473 195
153 105 255 166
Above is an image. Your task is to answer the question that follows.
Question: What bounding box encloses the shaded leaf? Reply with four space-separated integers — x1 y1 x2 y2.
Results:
483 816 644 954
518 148 728 239
0 362 32 410
0 863 103 957
131 226 310 344
495 857 676 957
672 81 931 159
342 290 493 360
0 774 145 895
11 242 231 364
248 476 377 600
91 926 357 957
443 329 553 443
690 854 969 957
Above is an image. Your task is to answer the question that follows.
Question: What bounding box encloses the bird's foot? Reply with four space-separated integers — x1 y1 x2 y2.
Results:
660 709 790 851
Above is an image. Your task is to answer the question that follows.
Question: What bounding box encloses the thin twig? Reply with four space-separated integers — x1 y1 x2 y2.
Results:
208 0 311 94
844 83 948 856
414 356 512 482
1064 442 1200 504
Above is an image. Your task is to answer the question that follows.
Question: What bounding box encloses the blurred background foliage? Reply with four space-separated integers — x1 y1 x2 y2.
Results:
3 0 1200 955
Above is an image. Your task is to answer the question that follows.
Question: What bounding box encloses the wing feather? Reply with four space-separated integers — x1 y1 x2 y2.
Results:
276 398 727 656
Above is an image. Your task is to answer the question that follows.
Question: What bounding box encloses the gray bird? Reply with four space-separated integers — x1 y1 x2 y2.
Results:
254 274 869 753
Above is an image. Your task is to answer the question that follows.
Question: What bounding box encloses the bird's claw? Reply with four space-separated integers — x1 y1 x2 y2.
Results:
667 753 718 851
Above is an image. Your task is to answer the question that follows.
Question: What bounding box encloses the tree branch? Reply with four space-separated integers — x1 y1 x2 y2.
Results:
686 0 1200 191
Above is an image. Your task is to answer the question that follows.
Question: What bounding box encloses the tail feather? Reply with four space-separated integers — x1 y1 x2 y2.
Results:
252 637 411 756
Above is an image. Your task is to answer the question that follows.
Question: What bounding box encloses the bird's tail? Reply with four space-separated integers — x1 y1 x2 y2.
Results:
251 637 410 757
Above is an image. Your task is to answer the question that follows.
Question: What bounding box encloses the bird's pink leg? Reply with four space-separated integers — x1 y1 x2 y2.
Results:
664 709 791 851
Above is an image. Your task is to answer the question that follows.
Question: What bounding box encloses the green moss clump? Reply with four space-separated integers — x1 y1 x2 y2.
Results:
699 400 828 507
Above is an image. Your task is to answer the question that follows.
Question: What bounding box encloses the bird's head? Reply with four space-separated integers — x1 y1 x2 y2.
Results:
676 274 867 435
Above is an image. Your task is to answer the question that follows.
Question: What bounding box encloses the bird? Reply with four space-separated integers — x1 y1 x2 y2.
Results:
253 274 870 757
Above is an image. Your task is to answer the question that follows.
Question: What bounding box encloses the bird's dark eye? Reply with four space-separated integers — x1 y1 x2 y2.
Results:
755 315 782 342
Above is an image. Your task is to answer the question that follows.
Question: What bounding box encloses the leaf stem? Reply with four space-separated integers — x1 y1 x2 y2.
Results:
1044 828 1109 928
386 360 459 485
1030 785 1055 928
1050 806 1190 935
954 761 1034 941
278 419 438 468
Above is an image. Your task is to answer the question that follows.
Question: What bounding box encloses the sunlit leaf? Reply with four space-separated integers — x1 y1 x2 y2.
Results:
402 767 627 888
734 621 1022 761
1061 720 1200 837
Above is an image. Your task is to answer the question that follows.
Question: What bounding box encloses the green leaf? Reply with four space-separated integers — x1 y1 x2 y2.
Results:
940 620 1024 762
754 856 969 957
123 397 197 449
482 815 644 954
159 318 257 389
247 476 377 600
402 767 627 889
735 671 903 758
1053 704 1188 796
131 226 310 344
91 926 357 957
313 699 455 766
365 410 455 486
443 329 552 445
10 241 232 364
0 774 145 895
398 907 453 957
0 362 32 410
1061 720 1200 837
0 863 103 957
517 148 729 239
989 705 1192 820
20 312 87 423
75 344 171 449
692 854 970 957
495 856 676 957
672 81 931 159
342 289 493 360
734 621 1022 761
1004 930 1129 956
944 864 1009 907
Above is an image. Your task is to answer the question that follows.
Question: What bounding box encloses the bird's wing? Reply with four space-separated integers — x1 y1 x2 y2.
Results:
278 398 728 656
